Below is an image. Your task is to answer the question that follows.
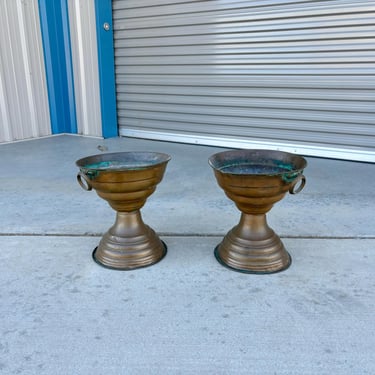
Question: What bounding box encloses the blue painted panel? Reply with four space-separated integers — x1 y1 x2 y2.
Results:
38 0 77 134
94 0 118 138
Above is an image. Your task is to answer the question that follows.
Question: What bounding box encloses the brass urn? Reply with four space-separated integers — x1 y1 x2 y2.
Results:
76 152 170 270
209 149 307 274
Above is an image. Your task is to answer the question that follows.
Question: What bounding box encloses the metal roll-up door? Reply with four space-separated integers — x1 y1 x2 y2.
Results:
112 0 375 162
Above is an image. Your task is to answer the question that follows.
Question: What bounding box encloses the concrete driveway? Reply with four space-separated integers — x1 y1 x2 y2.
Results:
1 135 374 374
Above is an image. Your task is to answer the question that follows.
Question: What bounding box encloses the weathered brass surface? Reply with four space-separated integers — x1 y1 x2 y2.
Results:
76 152 170 270
209 149 307 274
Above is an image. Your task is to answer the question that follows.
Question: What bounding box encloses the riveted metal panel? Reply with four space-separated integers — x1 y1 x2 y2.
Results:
0 0 50 143
113 0 375 162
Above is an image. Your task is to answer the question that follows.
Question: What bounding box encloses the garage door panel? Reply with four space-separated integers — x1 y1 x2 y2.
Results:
113 0 362 18
118 100 375 125
118 93 375 113
119 115 375 148
113 0 375 161
118 109 375 140
113 1 375 41
117 64 374 75
117 39 375 57
117 74 375 89
118 85 375 102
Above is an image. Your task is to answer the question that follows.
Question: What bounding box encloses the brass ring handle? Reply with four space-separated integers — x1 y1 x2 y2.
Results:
289 174 306 195
77 172 92 191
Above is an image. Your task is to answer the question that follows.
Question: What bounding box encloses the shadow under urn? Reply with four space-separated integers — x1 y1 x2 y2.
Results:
76 151 171 270
209 149 307 274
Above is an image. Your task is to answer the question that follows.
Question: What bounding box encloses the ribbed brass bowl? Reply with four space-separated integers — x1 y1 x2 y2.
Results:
209 149 307 274
76 152 170 270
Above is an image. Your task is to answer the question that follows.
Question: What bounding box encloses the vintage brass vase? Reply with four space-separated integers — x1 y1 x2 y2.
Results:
76 152 170 270
209 149 307 274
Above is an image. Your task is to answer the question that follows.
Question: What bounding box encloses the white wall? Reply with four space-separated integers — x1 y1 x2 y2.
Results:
0 0 51 143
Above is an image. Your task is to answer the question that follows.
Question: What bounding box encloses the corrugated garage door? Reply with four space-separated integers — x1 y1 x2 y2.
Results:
112 0 375 162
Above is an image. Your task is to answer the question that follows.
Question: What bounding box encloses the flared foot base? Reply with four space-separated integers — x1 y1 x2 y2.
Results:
92 211 167 270
214 213 292 274
93 241 167 271
214 245 291 274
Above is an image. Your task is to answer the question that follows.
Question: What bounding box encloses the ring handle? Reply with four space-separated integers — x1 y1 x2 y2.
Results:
77 172 92 191
289 175 306 195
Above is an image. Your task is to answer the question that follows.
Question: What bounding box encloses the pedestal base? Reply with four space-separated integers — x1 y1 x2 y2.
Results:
214 213 291 274
93 211 167 270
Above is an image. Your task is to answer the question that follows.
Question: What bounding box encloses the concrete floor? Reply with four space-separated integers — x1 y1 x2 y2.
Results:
1 134 374 374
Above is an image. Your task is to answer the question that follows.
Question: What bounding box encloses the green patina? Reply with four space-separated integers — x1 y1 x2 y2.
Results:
82 169 98 179
218 158 296 176
282 171 300 183
273 159 294 172
219 163 286 175
84 160 156 171
273 160 301 182
217 158 302 183
81 160 160 179
84 161 126 170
